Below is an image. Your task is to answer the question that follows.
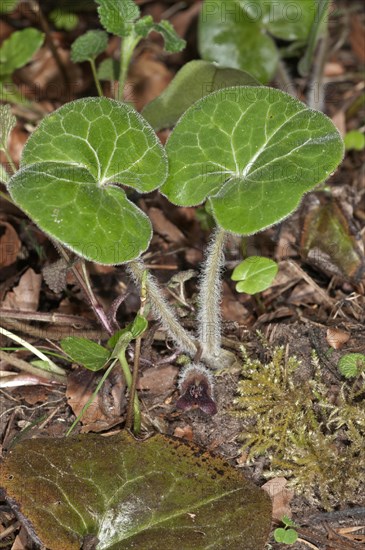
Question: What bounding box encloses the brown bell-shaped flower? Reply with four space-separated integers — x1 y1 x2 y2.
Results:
176 363 217 415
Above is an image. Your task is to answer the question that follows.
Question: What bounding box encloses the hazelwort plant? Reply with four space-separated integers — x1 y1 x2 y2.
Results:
2 0 344 422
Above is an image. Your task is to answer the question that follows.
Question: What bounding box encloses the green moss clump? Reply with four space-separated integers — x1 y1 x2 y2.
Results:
234 346 365 509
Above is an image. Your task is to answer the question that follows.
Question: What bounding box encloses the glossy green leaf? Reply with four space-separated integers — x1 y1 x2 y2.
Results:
60 337 110 371
232 257 278 294
0 104 16 151
96 0 140 37
142 60 259 131
338 354 365 379
240 0 315 41
1 432 272 549
71 30 108 63
0 28 44 77
8 97 167 264
199 0 279 84
162 87 344 235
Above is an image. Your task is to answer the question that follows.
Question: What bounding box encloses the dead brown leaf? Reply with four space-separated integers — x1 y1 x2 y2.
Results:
0 221 21 267
2 268 42 311
137 365 179 394
127 50 172 110
173 425 194 440
350 16 365 62
262 477 294 522
66 367 125 433
326 327 351 349
149 207 186 243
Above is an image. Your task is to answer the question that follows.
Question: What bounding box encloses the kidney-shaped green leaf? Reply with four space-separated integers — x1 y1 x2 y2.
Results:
232 256 278 294
71 30 108 63
162 87 344 235
8 97 167 264
1 432 272 550
199 0 279 84
240 0 316 41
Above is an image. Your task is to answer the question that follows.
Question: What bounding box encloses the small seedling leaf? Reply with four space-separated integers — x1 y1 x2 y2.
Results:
130 314 148 338
134 15 155 37
232 257 278 294
0 104 16 151
162 87 344 235
8 97 167 264
199 0 279 84
152 20 186 53
96 0 140 37
142 60 259 131
1 432 272 549
71 30 108 63
0 28 44 77
61 337 110 371
274 527 298 544
338 353 365 379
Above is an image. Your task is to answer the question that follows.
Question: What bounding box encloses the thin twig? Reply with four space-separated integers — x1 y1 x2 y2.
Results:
0 349 66 384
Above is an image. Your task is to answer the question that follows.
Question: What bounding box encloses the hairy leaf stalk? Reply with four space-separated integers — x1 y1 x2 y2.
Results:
197 227 226 361
127 260 197 356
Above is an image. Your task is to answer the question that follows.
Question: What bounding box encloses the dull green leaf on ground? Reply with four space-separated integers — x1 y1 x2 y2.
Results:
1 432 272 550
142 60 259 131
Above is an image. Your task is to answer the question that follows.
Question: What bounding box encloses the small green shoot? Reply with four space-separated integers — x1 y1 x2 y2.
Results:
338 353 365 379
70 0 185 100
63 314 148 434
71 30 108 96
274 516 299 545
231 257 278 294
